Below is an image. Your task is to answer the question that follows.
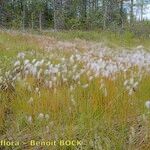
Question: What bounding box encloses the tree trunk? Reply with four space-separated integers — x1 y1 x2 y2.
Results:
31 13 34 30
130 0 134 25
22 4 25 31
0 5 2 26
103 0 107 29
81 0 87 19
54 0 64 30
140 0 144 21
120 0 124 28
39 11 42 31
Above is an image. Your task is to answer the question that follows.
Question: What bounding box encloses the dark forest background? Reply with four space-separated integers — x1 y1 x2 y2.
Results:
0 0 150 37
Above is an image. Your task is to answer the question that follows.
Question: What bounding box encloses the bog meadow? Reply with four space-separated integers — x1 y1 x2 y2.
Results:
0 0 150 150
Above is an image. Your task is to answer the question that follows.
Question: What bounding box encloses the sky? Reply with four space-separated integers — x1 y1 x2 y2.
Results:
142 4 150 20
135 3 150 20
124 1 150 20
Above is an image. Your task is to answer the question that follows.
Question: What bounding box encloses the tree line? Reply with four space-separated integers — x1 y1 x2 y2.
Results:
0 0 149 31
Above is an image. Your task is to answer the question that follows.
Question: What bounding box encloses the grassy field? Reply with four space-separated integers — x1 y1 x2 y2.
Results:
0 30 150 150
42 30 150 49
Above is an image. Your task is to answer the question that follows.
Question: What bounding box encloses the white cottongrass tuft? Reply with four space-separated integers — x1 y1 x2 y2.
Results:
24 59 30 65
17 52 25 59
45 114 50 120
14 60 20 67
38 113 44 120
82 84 89 89
27 116 32 124
35 87 40 93
145 101 150 109
28 97 34 104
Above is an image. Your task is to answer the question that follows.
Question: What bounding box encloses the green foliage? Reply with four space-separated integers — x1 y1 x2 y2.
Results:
129 21 150 38
86 10 104 29
65 18 82 30
0 0 149 37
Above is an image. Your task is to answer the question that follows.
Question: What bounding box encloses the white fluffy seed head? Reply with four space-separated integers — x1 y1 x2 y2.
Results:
14 60 20 67
145 101 150 109
129 78 134 85
38 113 44 120
24 59 30 65
17 52 25 59
45 114 50 120
82 84 89 89
27 116 32 124
124 80 128 86
28 97 34 104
